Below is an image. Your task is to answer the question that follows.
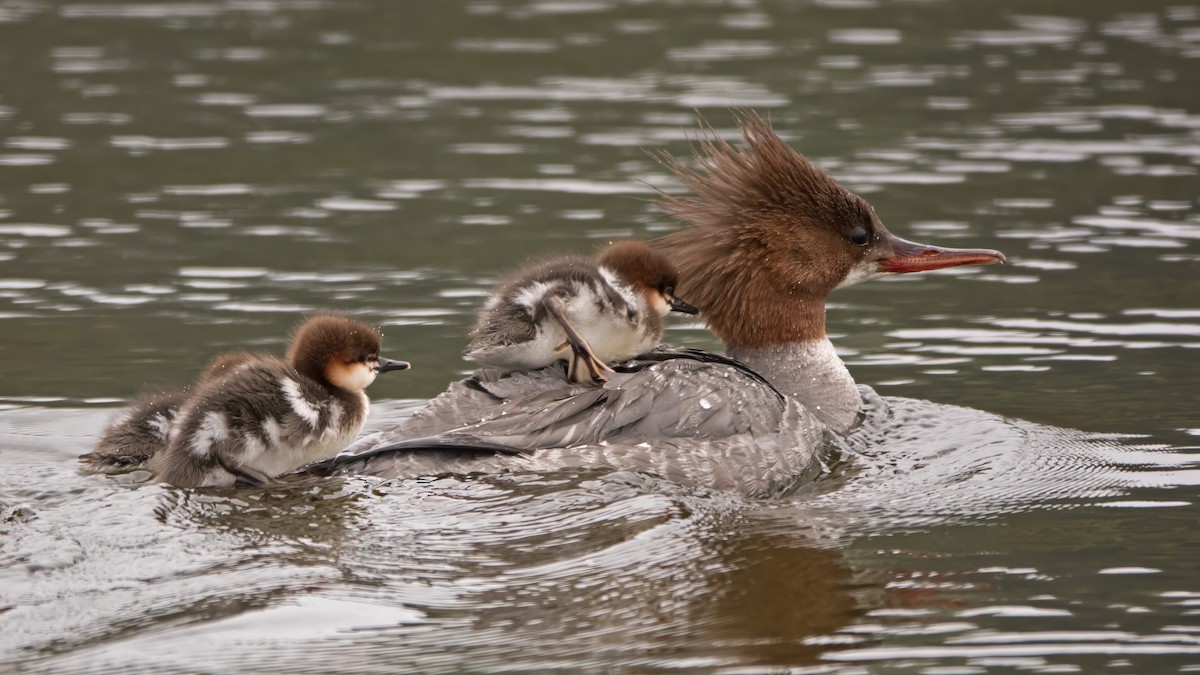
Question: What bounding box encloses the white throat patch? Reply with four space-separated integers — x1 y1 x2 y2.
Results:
835 259 887 290
329 362 378 393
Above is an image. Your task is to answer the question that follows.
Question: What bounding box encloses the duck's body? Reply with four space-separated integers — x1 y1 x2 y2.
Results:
315 111 1004 496
148 315 409 488
80 351 258 475
467 241 697 384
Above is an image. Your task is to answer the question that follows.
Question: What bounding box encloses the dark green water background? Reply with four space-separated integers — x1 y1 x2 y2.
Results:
2 0 1198 672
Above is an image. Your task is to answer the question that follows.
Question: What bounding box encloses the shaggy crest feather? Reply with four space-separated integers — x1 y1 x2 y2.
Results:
655 110 883 348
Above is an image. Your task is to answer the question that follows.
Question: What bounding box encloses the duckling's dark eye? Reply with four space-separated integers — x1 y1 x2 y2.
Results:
663 285 675 296
849 226 870 246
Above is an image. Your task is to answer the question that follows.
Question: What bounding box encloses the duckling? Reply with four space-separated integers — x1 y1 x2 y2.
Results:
147 315 410 488
80 351 258 475
465 240 698 385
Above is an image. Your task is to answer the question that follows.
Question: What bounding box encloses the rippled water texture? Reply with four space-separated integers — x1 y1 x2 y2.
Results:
2 0 1199 672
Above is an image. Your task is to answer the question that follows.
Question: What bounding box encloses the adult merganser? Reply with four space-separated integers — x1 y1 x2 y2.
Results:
80 351 258 475
466 240 699 384
314 111 1004 497
149 315 410 488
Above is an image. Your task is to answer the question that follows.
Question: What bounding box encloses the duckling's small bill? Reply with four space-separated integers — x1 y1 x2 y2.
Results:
667 295 700 315
375 357 411 373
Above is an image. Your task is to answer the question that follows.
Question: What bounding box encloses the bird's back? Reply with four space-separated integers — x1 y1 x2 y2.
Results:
319 349 828 497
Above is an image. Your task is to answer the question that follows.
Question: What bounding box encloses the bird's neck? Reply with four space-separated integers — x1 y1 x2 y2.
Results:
727 338 862 434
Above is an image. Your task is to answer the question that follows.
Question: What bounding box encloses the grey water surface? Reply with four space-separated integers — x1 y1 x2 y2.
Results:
2 0 1199 672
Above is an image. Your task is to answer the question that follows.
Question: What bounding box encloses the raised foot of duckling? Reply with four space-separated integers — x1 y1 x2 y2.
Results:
543 296 615 386
562 344 615 385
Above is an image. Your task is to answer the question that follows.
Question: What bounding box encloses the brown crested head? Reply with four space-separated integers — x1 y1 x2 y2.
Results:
286 315 382 385
597 240 680 296
654 110 885 348
654 110 1003 349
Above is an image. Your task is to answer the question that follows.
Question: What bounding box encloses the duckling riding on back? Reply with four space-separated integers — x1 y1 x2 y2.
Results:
466 240 698 385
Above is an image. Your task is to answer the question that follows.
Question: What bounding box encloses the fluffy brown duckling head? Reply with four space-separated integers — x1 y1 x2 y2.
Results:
286 315 410 393
597 240 699 318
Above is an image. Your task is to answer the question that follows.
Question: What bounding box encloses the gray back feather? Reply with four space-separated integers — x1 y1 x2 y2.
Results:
328 351 827 497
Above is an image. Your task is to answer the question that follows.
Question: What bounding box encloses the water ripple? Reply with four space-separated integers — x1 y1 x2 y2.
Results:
110 136 230 152
1 0 1198 671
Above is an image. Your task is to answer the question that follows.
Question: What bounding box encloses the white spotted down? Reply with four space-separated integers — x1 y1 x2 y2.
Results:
470 269 657 373
189 411 229 458
262 416 283 448
279 376 321 428
148 412 171 441
514 281 554 315
597 266 639 310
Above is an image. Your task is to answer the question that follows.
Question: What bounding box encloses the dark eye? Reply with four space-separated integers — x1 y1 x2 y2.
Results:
663 285 675 296
849 226 870 246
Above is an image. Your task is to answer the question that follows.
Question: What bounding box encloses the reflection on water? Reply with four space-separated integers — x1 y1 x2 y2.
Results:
2 0 1200 671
